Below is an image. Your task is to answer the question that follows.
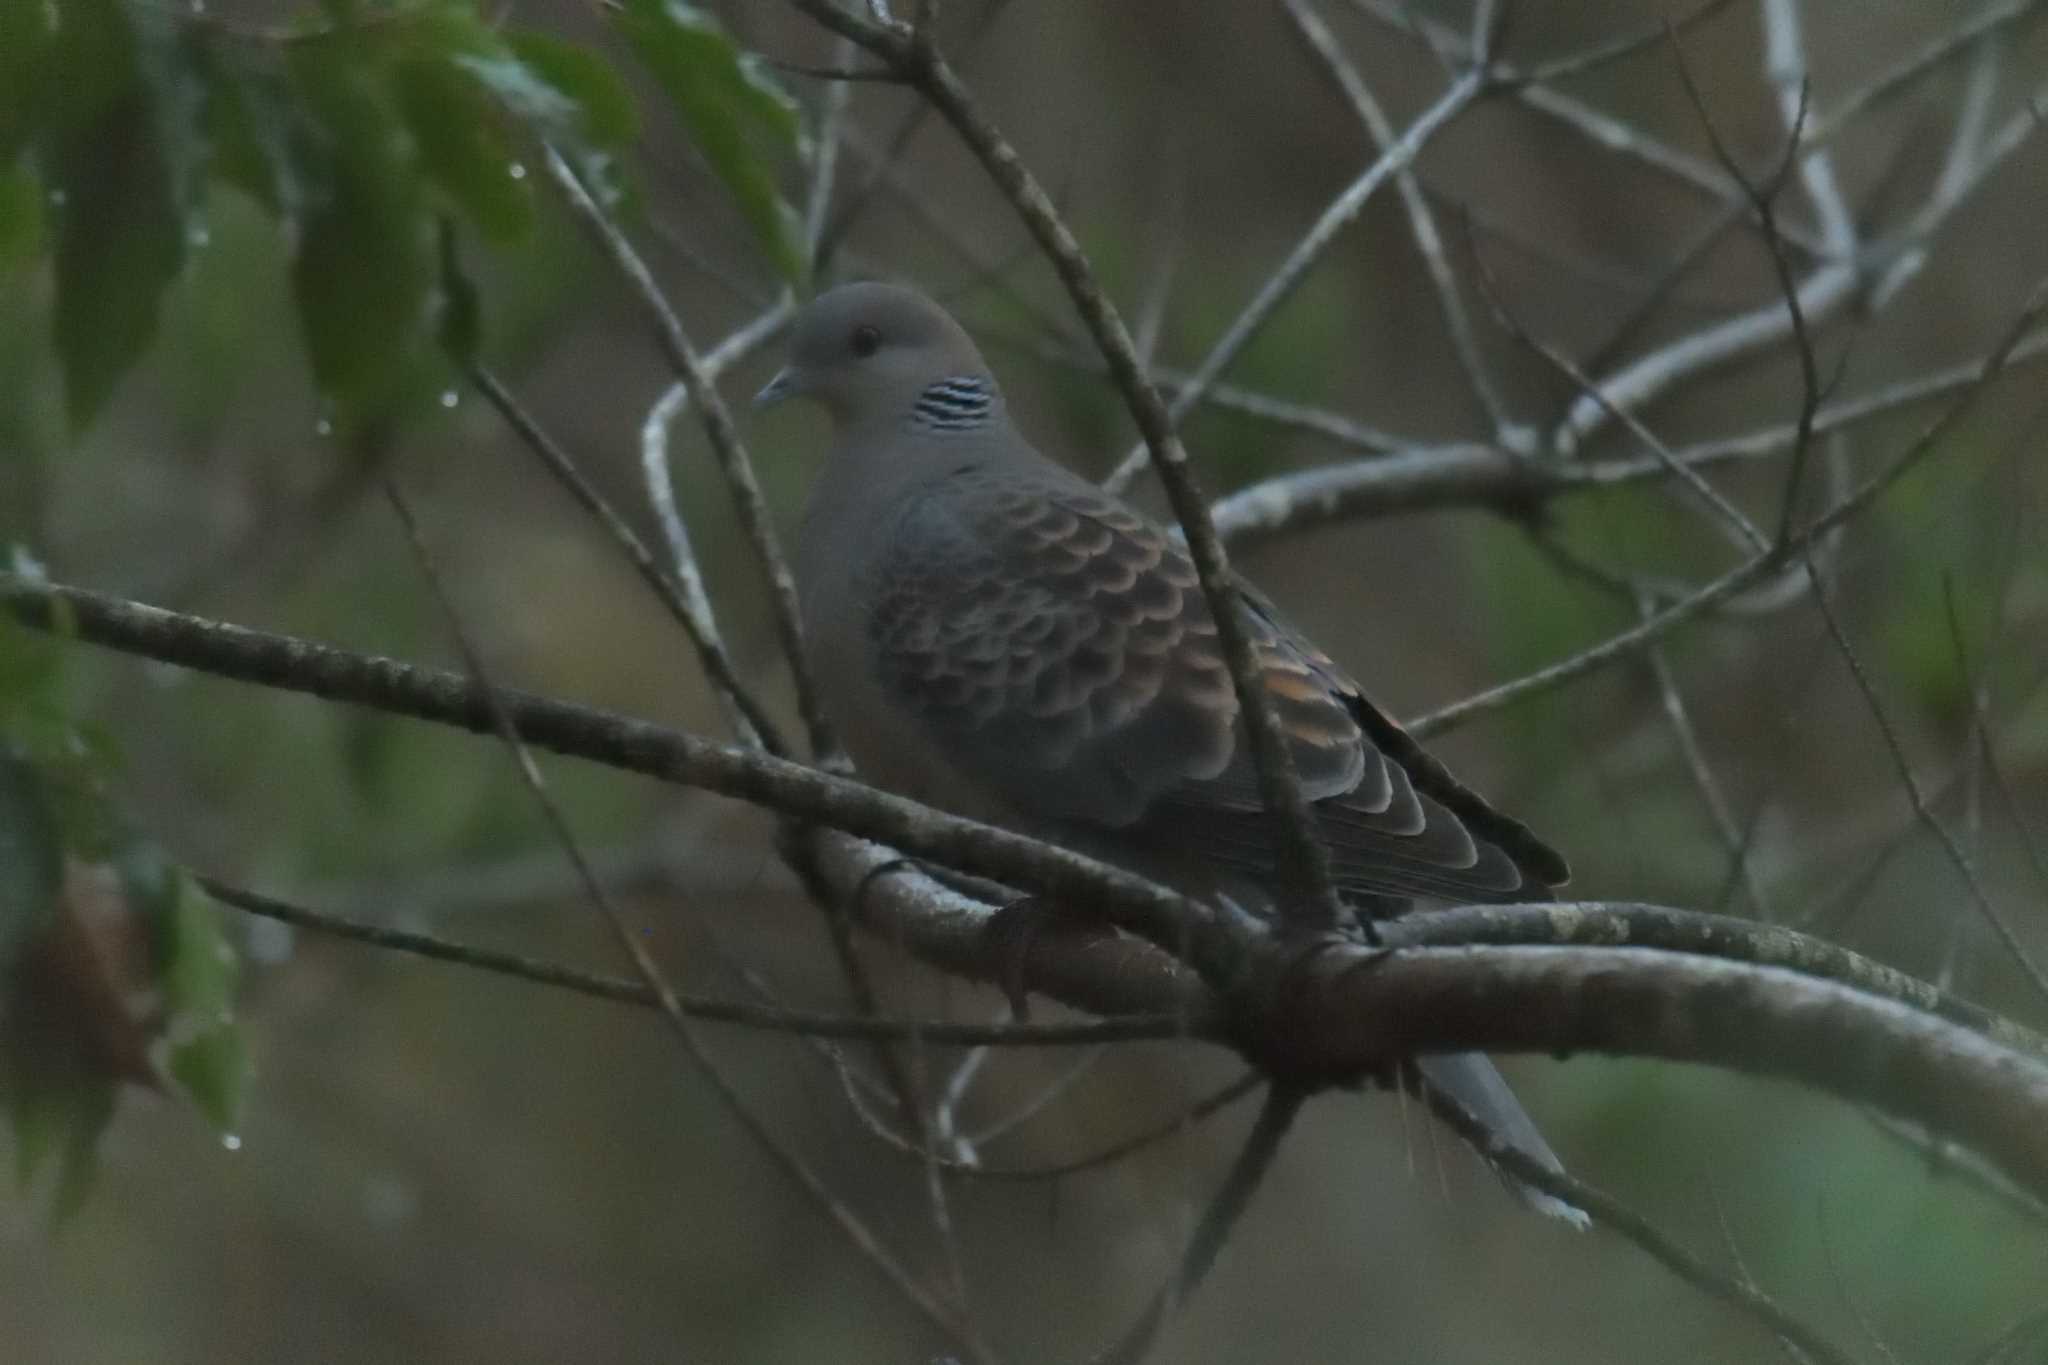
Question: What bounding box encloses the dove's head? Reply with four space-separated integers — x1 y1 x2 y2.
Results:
756 282 993 427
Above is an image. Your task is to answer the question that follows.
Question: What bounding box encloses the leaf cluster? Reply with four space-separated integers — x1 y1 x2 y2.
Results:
1 0 805 430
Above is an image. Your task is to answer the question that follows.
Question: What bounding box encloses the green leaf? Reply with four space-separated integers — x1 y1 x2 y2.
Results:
0 0 54 160
167 1025 245 1133
1 0 134 159
505 31 639 146
393 57 534 243
199 59 299 216
0 593 63 721
287 42 436 414
294 187 435 411
155 867 235 1017
156 870 245 1133
45 55 187 428
0 757 62 969
616 0 804 282
0 163 40 272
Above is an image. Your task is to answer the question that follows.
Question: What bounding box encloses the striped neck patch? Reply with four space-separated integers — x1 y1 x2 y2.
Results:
910 375 996 431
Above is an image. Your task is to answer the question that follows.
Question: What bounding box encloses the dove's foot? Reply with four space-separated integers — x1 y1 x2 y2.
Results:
980 896 1095 1018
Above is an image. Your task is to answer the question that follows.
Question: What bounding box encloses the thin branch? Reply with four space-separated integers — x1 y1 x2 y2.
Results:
1663 30 1825 551
1345 0 1833 253
1515 0 1742 85
201 875 1193 1047
469 364 785 754
968 1070 1263 1181
809 0 1021 272
1799 551 2048 1008
1092 1083 1305 1365
1803 0 2044 147
1760 0 1857 255
1412 277 2048 737
541 145 837 761
639 308 796 621
1557 68 2048 456
1100 65 1491 493
803 35 858 259
380 483 985 1354
1467 222 1768 553
1424 1088 1854 1365
802 1064 1265 1184
1641 601 1775 918
1282 0 1524 450
958 1045 1098 1151
1552 259 1857 457
1859 1108 2048 1231
1206 326 2048 548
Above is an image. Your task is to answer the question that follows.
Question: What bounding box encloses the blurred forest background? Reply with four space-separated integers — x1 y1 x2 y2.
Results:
2 0 2047 1360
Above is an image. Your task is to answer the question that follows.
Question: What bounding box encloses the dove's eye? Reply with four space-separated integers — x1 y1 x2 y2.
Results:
850 324 882 358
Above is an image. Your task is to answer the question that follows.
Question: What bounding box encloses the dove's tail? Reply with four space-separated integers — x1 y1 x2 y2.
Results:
1414 1052 1592 1229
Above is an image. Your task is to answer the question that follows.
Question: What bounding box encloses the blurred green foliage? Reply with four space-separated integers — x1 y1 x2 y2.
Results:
0 590 244 1218
0 0 800 433
0 0 811 1220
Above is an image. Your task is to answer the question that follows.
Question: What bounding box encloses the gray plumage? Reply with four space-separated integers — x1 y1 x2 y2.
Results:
763 281 1584 1225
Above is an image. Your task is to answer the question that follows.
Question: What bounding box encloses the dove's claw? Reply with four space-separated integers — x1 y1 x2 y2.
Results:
980 895 1073 1019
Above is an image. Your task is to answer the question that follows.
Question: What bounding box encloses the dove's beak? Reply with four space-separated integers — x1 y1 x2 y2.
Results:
753 367 799 408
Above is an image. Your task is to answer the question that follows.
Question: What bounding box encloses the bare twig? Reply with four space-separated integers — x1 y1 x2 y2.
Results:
1282 0 1525 450
957 1045 1099 1152
969 1070 1262 1181
202 875 1187 1046
1663 30 1826 550
1207 327 2048 547
1425 1088 1855 1365
469 364 785 754
1640 600 1774 918
542 146 837 761
1800 551 2048 1008
1760 0 1857 255
1860 1108 2048 1231
1101 66 1491 493
638 307 797 707
1092 1083 1305 1365
1557 67 2048 456
1467 222 1768 552
1804 0 2044 147
1413 277 2048 737
380 483 987 1355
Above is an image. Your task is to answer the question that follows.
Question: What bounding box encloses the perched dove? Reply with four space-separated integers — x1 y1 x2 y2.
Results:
761 281 1584 1224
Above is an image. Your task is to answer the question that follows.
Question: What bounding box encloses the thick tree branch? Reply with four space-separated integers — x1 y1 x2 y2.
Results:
9 576 2048 1207
0 574 1227 975
1259 943 2048 1201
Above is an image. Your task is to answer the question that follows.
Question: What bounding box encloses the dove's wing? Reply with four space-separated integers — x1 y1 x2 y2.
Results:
866 461 1566 903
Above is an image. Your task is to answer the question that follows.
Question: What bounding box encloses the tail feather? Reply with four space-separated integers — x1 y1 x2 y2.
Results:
1415 1053 1590 1228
